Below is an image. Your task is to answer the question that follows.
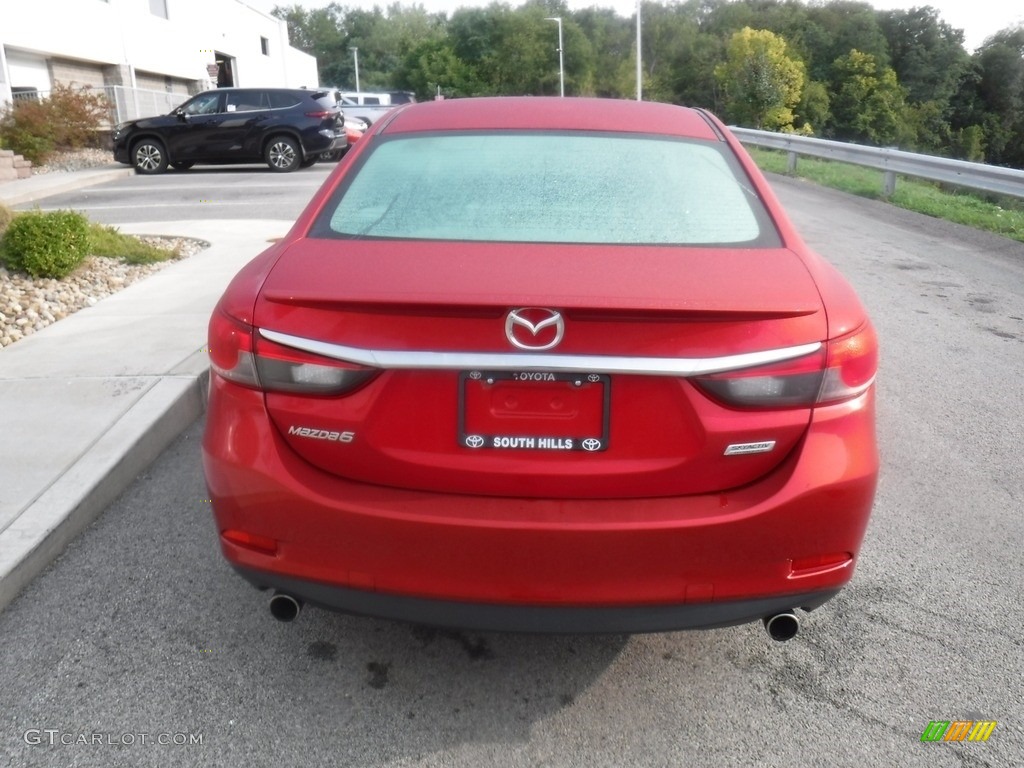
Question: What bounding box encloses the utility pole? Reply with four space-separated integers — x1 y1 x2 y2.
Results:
636 0 642 100
351 47 360 93
544 17 565 97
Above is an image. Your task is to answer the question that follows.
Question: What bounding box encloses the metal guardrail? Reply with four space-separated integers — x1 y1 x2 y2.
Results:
730 127 1024 200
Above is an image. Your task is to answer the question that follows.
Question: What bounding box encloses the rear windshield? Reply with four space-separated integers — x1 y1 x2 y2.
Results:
312 94 338 110
310 132 780 246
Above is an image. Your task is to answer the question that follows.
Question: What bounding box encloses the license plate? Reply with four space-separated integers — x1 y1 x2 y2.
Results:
458 371 609 452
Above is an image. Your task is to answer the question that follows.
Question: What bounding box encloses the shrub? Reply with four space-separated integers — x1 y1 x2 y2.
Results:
45 84 112 148
0 205 13 236
0 210 92 278
0 126 55 165
0 84 110 164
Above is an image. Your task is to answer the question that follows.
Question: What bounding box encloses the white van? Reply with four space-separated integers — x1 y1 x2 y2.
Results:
340 92 392 106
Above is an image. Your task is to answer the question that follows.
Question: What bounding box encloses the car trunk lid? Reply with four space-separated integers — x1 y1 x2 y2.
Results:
254 238 826 498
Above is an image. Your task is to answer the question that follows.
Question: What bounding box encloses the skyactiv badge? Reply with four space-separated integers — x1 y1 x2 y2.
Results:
920 720 997 742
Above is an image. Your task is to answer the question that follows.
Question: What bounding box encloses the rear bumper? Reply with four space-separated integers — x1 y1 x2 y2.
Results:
306 130 346 155
203 376 878 631
236 565 840 633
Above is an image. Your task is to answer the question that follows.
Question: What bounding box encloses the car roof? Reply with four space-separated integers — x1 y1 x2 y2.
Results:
381 97 724 140
199 87 330 96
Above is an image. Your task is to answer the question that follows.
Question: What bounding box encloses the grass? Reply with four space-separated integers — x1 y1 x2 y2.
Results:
86 222 179 264
747 147 1024 244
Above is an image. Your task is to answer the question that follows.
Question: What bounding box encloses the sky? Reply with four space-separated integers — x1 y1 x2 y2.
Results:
247 0 1024 53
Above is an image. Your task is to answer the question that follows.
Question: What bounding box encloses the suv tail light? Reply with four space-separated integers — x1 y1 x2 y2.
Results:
208 308 377 395
693 322 877 409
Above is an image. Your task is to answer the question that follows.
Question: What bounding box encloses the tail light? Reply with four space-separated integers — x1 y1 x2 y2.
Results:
693 322 877 409
304 110 334 119
208 308 377 395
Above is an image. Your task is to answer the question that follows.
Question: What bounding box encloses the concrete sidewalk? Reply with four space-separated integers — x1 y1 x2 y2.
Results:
0 170 292 612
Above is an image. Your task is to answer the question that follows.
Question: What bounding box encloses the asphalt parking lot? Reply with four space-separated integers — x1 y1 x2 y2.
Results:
1 170 1021 767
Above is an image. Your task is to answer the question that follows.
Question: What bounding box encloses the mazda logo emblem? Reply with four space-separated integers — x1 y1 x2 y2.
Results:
505 308 565 351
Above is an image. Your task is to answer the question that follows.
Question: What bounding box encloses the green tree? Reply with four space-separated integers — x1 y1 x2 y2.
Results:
829 49 906 145
795 79 830 135
638 2 703 104
715 27 806 130
444 3 569 96
878 6 968 105
395 38 482 99
269 0 1024 168
368 4 448 78
902 99 951 152
949 124 986 162
800 1 891 83
875 6 971 153
573 7 633 97
972 28 1024 166
272 3 348 85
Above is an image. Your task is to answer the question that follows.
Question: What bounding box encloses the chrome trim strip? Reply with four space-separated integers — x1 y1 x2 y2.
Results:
259 328 821 377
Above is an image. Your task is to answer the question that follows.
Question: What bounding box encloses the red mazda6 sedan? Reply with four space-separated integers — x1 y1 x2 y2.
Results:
203 97 878 640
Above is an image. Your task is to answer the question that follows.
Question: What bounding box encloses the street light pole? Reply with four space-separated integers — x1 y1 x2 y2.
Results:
351 47 360 93
636 0 642 100
544 17 565 97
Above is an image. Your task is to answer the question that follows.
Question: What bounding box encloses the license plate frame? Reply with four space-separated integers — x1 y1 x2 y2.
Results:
458 370 610 452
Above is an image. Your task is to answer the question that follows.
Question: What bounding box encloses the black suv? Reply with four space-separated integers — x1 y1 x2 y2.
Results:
112 88 345 174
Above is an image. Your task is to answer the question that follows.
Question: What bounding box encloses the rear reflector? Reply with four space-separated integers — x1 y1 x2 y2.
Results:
788 552 853 578
221 529 278 556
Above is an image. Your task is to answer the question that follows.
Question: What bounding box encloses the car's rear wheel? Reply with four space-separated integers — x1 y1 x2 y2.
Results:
265 136 301 172
132 139 167 174
171 161 194 170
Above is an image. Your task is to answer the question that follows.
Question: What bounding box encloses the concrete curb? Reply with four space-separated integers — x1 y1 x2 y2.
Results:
0 372 208 613
0 167 133 207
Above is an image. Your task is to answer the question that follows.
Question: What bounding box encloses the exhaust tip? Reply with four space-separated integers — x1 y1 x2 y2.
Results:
269 592 302 623
763 611 799 642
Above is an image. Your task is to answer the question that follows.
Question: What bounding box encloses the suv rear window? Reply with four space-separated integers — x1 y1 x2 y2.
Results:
313 94 339 110
268 92 301 109
312 132 780 246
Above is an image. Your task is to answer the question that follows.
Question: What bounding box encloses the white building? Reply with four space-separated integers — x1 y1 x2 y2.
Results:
0 0 319 121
